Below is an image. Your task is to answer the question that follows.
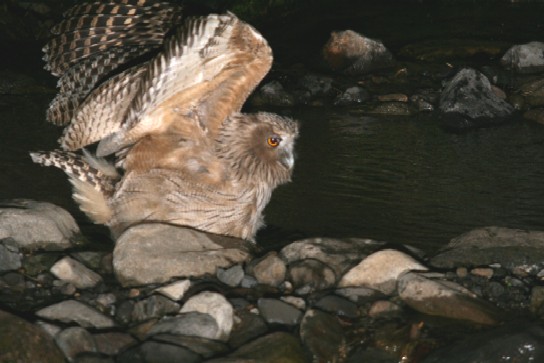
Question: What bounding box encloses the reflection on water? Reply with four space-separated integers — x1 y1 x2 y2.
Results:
262 107 544 251
2 94 544 252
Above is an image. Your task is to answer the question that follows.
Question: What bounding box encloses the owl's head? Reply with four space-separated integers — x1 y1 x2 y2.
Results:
217 112 299 186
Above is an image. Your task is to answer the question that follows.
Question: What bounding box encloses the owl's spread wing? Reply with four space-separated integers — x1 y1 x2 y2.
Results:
44 0 182 125
95 12 273 157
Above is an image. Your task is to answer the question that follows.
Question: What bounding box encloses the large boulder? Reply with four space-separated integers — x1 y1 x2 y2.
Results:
114 224 254 287
438 68 514 131
501 41 544 74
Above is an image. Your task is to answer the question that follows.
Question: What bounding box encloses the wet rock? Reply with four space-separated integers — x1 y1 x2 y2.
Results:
368 300 403 318
314 294 359 318
155 279 191 301
36 300 115 328
422 322 544 363
323 30 394 74
132 295 180 322
0 199 80 251
338 249 427 295
518 78 544 107
152 334 228 359
300 309 346 363
55 326 97 362
524 108 544 124
180 291 234 341
257 298 303 326
369 102 414 116
281 296 306 311
93 332 136 356
430 226 544 269
293 74 334 104
240 274 258 288
50 256 102 289
501 41 544 74
438 68 514 131
218 331 307 363
229 309 268 348
148 311 220 340
398 272 500 325
114 224 254 287
287 259 336 294
530 286 544 315
0 309 65 363
281 237 384 278
118 340 200 363
335 286 384 303
250 251 286 287
334 86 369 106
217 265 244 287
251 80 295 106
73 353 114 363
0 238 21 272
71 251 105 271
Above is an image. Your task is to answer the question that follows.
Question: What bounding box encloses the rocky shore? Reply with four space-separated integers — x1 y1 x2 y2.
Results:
2 200 544 363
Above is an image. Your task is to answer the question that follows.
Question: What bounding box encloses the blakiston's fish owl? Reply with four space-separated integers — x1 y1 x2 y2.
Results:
31 0 299 241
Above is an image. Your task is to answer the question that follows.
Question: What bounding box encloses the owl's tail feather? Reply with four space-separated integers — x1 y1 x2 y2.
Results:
30 150 118 225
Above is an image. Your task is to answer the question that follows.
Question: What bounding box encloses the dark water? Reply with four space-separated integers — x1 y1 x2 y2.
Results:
262 108 544 251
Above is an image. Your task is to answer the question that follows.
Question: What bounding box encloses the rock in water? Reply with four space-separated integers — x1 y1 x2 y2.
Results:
438 68 514 131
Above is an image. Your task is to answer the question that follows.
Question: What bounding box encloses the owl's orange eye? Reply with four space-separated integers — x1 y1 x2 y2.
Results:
267 136 281 147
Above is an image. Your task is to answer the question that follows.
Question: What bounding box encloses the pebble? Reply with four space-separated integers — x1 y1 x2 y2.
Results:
155 279 191 301
217 264 244 287
131 294 180 322
147 312 220 340
288 259 337 294
36 300 115 328
257 298 303 326
50 256 103 289
55 326 97 362
251 252 287 287
471 267 493 279
180 291 234 341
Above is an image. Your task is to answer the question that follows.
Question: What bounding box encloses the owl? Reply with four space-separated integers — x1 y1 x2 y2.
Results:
31 0 299 241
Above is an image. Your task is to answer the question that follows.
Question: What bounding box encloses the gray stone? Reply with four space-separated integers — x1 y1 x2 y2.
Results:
114 224 254 287
251 252 286 287
155 279 191 301
430 226 544 269
334 86 369 106
229 310 268 348
335 286 384 304
439 68 514 130
281 237 384 277
288 259 336 294
252 80 295 107
36 300 115 328
147 312 220 340
314 295 359 318
55 327 97 362
71 251 105 270
151 334 229 358
240 275 258 288
0 200 80 250
300 309 346 363
0 239 21 272
501 41 544 73
118 340 200 363
338 249 427 295
294 74 334 103
50 256 102 289
93 332 136 356
217 265 244 287
257 298 303 326
398 272 501 325
22 252 59 276
180 291 233 341
0 309 65 363
132 295 180 322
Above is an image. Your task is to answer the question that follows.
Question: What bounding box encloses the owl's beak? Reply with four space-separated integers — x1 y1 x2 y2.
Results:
280 151 295 170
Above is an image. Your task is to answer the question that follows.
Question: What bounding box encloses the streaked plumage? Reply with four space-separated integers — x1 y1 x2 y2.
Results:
31 0 298 241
